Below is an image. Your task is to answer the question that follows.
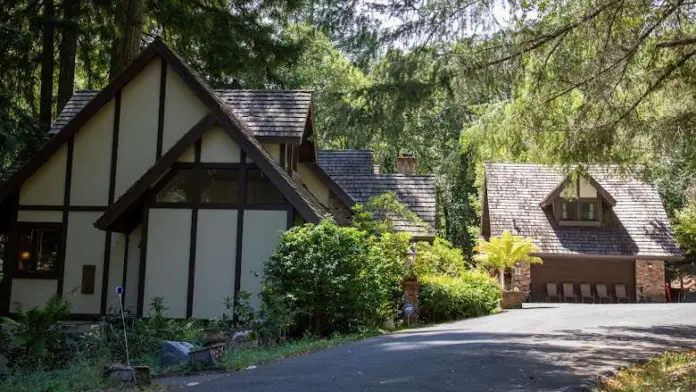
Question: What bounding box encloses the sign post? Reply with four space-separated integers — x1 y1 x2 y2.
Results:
403 303 415 327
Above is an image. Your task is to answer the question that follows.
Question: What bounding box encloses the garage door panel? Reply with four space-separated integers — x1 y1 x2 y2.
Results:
531 258 634 301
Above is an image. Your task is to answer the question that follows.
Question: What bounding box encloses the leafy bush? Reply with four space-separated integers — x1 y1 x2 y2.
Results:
2 296 72 369
370 232 412 317
414 237 469 277
351 192 426 236
419 272 501 323
264 220 394 335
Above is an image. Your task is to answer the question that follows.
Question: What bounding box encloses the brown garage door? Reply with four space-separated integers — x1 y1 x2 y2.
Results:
530 258 635 302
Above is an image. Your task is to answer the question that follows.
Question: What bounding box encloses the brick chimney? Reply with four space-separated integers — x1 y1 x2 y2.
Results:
396 155 417 175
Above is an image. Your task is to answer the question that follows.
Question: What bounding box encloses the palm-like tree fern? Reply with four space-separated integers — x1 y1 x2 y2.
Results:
473 231 542 288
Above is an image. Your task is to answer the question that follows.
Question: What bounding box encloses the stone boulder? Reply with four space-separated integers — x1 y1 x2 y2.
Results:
160 341 195 367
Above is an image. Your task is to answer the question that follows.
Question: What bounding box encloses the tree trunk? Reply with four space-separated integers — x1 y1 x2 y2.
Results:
39 0 56 130
109 0 143 80
57 0 80 113
499 268 505 290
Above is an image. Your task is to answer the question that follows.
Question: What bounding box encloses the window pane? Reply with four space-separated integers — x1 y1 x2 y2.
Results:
580 201 596 221
201 169 239 203
36 230 59 272
561 200 577 220
156 169 197 203
246 169 284 204
16 227 59 274
17 228 33 272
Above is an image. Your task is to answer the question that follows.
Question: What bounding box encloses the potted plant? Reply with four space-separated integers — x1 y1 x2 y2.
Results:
473 231 542 309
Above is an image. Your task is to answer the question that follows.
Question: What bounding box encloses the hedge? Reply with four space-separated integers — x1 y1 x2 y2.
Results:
418 272 501 323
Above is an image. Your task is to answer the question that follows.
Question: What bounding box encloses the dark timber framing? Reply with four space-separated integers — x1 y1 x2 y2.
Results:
137 201 150 317
17 205 106 212
156 60 167 159
186 141 202 318
233 152 247 318
57 139 74 297
101 90 122 313
121 234 129 306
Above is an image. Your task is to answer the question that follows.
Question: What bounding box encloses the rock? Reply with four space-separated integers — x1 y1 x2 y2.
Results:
160 341 195 367
232 329 252 344
203 332 227 347
104 365 150 387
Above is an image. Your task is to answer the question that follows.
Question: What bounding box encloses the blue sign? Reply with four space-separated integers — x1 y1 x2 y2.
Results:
404 304 415 315
115 286 124 295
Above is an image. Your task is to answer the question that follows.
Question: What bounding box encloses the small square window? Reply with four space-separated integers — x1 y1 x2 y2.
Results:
561 200 577 220
16 225 61 275
201 169 239 203
246 169 284 204
156 169 197 203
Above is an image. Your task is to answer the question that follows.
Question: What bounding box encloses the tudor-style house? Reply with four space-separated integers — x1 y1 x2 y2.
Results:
0 38 436 319
482 163 681 303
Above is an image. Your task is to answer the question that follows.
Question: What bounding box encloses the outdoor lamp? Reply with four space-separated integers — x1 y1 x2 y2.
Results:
406 246 417 274
19 251 31 261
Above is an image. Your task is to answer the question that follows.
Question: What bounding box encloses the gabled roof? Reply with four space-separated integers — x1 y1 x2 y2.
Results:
540 170 617 207
317 150 374 176
0 37 328 227
97 108 328 232
317 150 437 237
484 163 681 258
49 90 313 141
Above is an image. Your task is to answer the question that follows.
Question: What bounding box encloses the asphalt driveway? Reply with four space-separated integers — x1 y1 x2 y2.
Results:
180 303 696 391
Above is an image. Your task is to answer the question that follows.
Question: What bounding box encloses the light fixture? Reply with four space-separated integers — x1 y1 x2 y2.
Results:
406 246 417 275
19 251 31 261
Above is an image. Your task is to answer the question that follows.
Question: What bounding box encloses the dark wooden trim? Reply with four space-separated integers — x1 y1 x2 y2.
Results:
18 205 107 212
58 139 74 297
156 60 167 159
122 233 129 306
96 111 217 231
287 206 294 229
137 200 150 317
186 140 202 318
533 253 671 261
540 172 617 208
233 152 247 313
173 162 251 170
279 143 286 170
0 45 162 204
150 202 289 210
101 89 121 313
1 193 19 314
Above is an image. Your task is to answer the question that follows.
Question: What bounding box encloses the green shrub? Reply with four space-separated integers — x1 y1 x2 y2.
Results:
419 272 501 323
264 220 394 335
2 296 72 370
414 237 469 277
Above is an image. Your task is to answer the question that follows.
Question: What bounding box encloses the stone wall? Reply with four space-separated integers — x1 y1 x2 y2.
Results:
635 259 665 302
511 263 531 298
328 191 352 226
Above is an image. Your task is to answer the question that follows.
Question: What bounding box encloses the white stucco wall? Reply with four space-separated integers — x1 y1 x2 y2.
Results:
19 145 67 206
162 66 209 153
10 279 58 310
106 233 127 311
17 210 63 223
115 58 161 198
296 163 330 207
201 127 240 163
124 226 142 313
63 212 106 313
579 175 597 198
70 101 114 206
193 210 238 319
261 143 281 163
177 145 195 163
240 210 287 308
144 208 191 318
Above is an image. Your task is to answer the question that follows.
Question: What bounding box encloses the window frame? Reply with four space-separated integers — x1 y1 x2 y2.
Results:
556 197 601 226
13 222 64 280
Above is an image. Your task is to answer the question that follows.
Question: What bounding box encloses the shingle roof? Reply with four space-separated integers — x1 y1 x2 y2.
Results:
316 150 374 176
48 89 312 139
317 150 437 237
484 163 681 258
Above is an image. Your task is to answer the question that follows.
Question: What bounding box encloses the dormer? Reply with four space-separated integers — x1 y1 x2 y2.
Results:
540 171 617 227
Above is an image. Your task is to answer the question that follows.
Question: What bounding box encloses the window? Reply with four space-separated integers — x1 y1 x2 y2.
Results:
561 200 577 220
201 169 239 203
579 200 596 221
16 225 61 276
156 169 197 203
246 169 284 204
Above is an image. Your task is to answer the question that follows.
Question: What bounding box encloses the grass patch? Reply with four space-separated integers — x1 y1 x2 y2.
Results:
0 360 107 392
596 350 696 392
219 329 380 371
